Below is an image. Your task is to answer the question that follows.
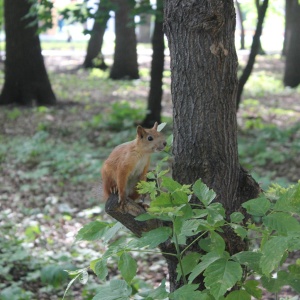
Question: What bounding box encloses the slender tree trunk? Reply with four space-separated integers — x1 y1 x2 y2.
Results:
235 0 245 49
142 0 164 127
164 0 260 291
282 0 293 56
83 1 110 69
255 0 266 55
236 0 269 109
283 0 300 87
110 0 139 80
0 0 56 106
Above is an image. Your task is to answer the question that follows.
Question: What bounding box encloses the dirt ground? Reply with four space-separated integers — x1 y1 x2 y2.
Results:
0 50 300 299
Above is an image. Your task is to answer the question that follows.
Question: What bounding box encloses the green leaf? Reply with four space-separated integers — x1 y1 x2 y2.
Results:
137 227 172 248
150 192 172 208
118 253 137 283
288 234 300 251
243 280 262 299
188 251 224 283
162 176 182 192
260 276 287 293
172 190 189 205
230 212 245 223
176 252 202 281
225 290 251 300
135 213 157 221
90 259 108 280
25 225 41 241
210 231 225 255
103 222 124 243
231 251 262 273
262 212 300 235
137 180 157 200
193 179 216 207
198 231 225 254
76 221 110 241
180 203 194 220
273 183 300 213
139 279 169 299
79 270 89 284
207 203 225 226
230 224 248 239
242 195 270 216
170 284 203 300
204 259 243 299
192 209 208 218
287 265 300 293
260 236 289 275
92 279 132 300
180 219 202 237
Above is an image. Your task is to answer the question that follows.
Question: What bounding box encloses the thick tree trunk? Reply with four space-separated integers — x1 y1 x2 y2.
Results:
83 1 110 69
164 0 261 291
236 0 269 108
0 0 56 106
110 0 139 80
142 1 164 127
283 0 300 88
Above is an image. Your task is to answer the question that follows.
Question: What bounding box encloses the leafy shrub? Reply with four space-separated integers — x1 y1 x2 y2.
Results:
90 100 146 130
63 162 300 299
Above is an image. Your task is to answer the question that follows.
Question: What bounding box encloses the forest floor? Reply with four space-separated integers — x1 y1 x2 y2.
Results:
0 48 300 300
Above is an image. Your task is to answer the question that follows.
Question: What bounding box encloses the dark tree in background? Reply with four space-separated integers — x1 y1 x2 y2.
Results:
142 0 164 127
235 0 245 50
0 0 56 106
236 0 269 108
83 0 110 69
164 0 260 291
283 0 300 88
110 0 139 80
255 0 266 55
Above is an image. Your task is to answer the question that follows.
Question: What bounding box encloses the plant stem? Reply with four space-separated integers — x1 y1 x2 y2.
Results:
172 217 187 285
181 230 208 256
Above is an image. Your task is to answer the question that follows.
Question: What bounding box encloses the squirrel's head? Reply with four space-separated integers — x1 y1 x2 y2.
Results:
136 122 167 153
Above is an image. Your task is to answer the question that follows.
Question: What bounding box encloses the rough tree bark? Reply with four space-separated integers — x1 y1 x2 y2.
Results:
283 0 300 88
164 0 261 290
236 0 269 108
83 0 110 69
110 0 139 80
0 0 56 106
142 0 165 127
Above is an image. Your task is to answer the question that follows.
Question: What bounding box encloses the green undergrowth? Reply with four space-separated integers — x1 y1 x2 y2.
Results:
0 55 300 299
63 164 300 299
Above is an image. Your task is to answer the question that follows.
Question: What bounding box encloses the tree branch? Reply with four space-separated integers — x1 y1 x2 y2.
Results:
105 194 162 237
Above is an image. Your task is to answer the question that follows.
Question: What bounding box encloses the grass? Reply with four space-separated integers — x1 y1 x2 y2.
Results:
0 53 300 299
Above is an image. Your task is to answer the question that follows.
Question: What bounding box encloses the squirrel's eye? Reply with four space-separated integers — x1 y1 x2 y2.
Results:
148 136 153 141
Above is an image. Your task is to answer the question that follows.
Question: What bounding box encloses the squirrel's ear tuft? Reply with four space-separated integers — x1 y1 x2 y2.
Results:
153 122 158 130
137 125 145 138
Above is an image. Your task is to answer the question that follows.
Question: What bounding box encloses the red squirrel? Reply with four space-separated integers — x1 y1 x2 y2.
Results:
101 122 166 209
